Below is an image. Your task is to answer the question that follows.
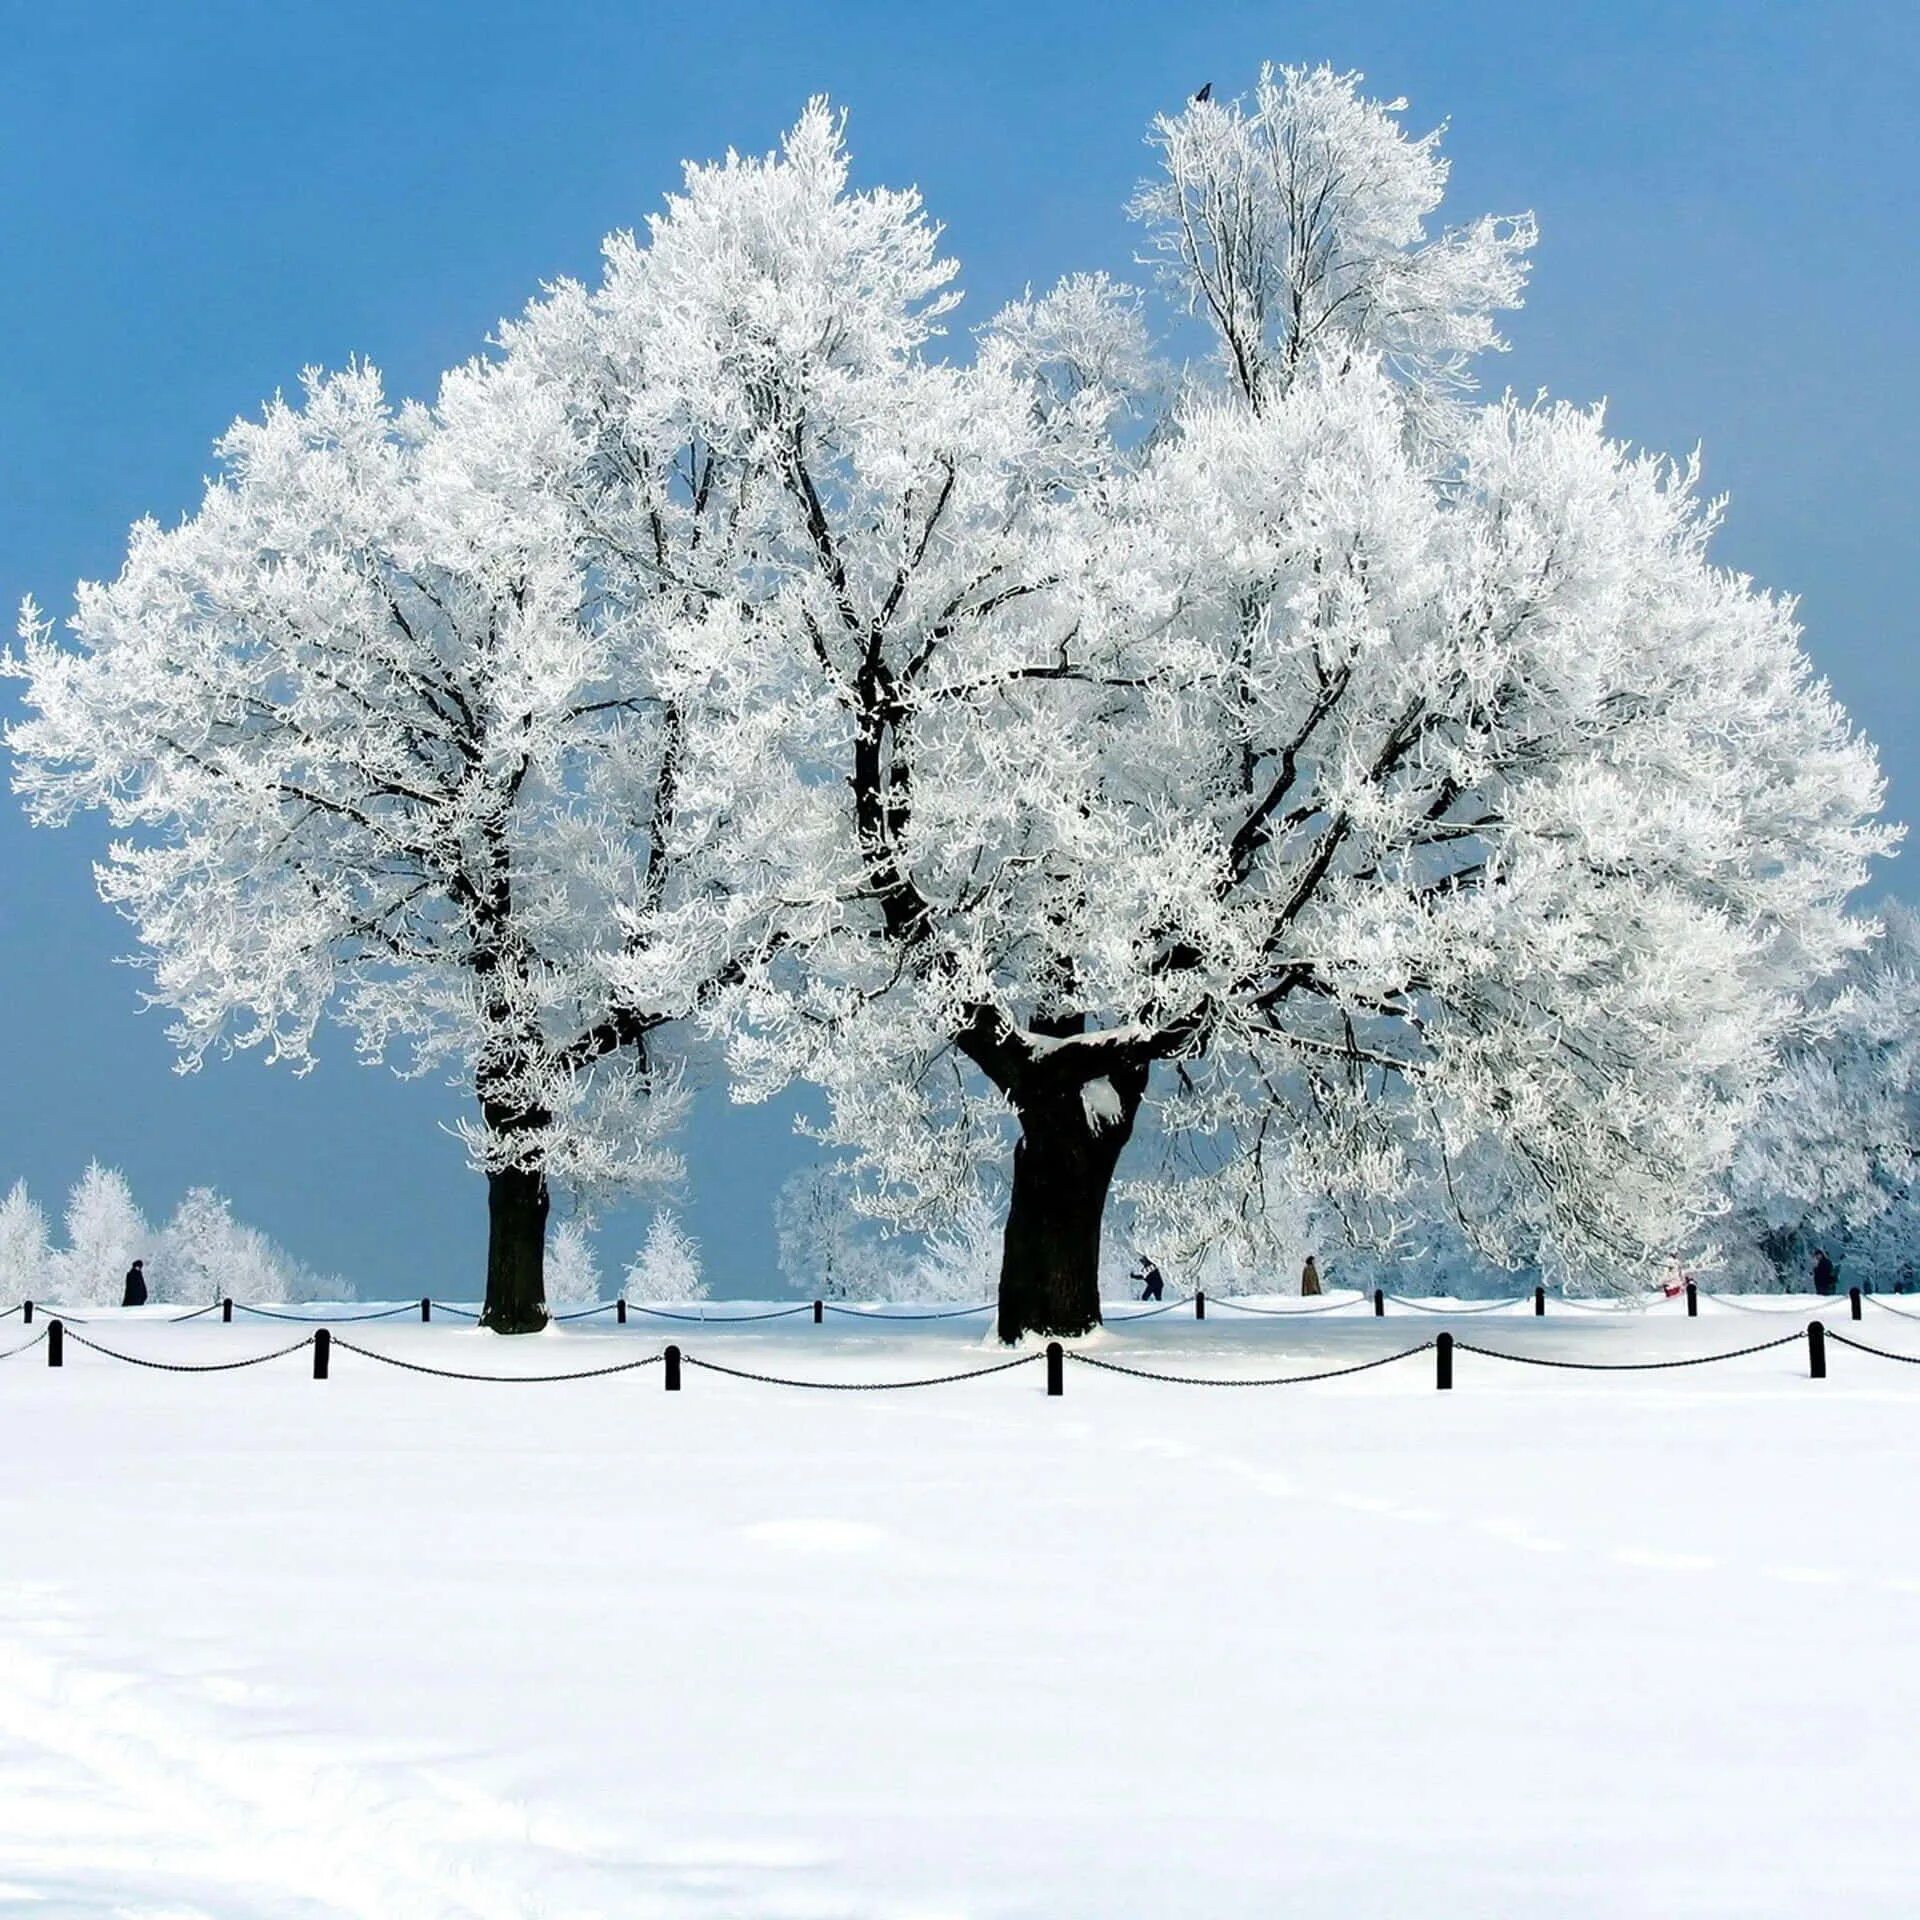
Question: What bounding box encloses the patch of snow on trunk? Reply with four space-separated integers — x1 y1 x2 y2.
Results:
1081 1076 1125 1133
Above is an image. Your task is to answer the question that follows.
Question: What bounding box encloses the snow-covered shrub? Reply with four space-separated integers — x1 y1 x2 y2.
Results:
544 1218 605 1307
624 1210 705 1303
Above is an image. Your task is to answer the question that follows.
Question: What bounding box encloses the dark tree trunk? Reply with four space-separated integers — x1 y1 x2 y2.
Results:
996 1071 1144 1343
482 1163 550 1333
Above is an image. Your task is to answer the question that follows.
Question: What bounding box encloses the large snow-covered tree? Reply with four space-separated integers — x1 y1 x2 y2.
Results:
9 360 780 1330
483 72 1889 1340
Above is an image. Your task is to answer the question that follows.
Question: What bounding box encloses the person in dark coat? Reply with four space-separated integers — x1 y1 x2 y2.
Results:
1811 1249 1838 1297
1132 1256 1165 1302
122 1258 148 1307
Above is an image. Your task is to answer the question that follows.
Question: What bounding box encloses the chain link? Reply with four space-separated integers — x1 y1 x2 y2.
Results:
1066 1343 1434 1386
1453 1332 1802 1371
64 1330 317 1372
1860 1294 1920 1323
0 1327 51 1362
236 1301 418 1323
1386 1293 1528 1314
1825 1328 1920 1366
622 1302 815 1324
330 1339 665 1382
823 1301 994 1321
680 1351 1043 1390
1208 1294 1367 1316
1701 1291 1834 1316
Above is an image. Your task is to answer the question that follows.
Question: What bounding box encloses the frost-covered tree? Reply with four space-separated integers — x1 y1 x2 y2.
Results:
489 74 1888 1340
9 358 782 1331
623 1208 706 1302
543 1216 605 1307
0 1180 51 1304
152 1186 335 1305
56 1162 151 1305
1716 905 1920 1289
773 1168 893 1301
1131 64 1534 412
909 1186 1005 1303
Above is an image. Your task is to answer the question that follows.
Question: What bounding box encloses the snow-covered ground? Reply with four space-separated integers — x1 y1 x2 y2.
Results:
1 1292 1914 1917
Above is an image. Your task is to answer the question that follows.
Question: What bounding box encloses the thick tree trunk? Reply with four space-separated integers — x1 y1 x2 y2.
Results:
481 1163 550 1333
996 1075 1143 1343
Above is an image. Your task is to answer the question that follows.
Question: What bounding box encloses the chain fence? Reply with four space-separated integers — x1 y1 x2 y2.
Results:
14 1288 1920 1395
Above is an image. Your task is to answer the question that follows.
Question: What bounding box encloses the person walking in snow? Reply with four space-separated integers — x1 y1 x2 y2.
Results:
121 1258 148 1307
1133 1256 1165 1302
1301 1254 1323 1297
1812 1248 1838 1297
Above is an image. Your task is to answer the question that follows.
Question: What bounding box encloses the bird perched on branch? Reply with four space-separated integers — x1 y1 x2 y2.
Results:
1194 81 1212 103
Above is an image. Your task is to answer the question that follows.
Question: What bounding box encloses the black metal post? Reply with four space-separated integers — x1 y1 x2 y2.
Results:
1687 1280 1698 1318
1534 1285 1545 1317
1195 1291 1206 1320
47 1319 62 1368
664 1344 682 1390
22 1300 31 1324
312 1328 330 1379
1436 1330 1453 1391
1046 1341 1064 1396
813 1299 823 1324
1850 1285 1862 1322
1808 1320 1827 1380
616 1298 627 1325
222 1297 233 1323
1373 1287 1384 1317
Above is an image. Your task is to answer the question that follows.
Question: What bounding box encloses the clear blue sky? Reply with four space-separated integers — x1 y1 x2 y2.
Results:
3 0 1915 1297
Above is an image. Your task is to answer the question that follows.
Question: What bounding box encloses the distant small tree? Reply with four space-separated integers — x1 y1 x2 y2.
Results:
57 1162 150 1305
153 1186 335 1305
1717 906 1920 1290
624 1209 706 1303
774 1168 894 1301
0 1180 50 1304
909 1188 1005 1302
544 1217 605 1307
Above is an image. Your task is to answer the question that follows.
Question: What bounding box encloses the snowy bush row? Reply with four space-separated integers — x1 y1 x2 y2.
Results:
0 1166 340 1306
547 1210 708 1307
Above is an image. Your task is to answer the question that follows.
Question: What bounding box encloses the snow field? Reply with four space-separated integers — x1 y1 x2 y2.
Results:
1 1296 1915 1917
